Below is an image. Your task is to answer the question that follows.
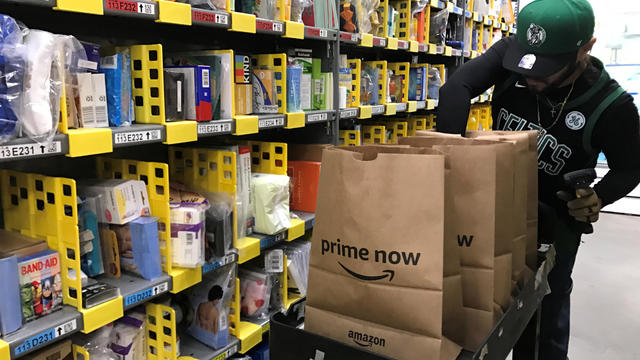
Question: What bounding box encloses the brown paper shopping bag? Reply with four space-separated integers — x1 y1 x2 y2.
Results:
306 145 463 360
398 136 515 350
466 131 539 274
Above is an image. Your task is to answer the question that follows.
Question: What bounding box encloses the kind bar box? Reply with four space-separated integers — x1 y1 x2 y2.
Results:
287 161 321 212
18 250 63 322
235 54 253 115
79 179 151 225
165 65 212 121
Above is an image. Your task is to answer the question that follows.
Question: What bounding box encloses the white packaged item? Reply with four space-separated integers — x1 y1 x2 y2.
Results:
170 205 207 268
92 73 108 127
110 312 147 360
251 173 290 235
77 73 95 126
78 179 151 225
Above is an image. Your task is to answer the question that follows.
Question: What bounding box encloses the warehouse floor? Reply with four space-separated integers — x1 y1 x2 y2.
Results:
506 213 640 360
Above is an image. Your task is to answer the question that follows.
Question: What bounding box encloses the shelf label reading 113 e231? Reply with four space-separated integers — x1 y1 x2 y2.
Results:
198 122 232 135
14 319 77 356
105 0 155 15
125 282 169 307
0 141 62 160
114 129 162 145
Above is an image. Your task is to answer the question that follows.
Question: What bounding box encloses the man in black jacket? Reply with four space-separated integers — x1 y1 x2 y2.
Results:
436 0 640 358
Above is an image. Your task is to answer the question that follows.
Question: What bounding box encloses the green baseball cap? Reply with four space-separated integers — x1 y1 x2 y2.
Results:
503 0 595 78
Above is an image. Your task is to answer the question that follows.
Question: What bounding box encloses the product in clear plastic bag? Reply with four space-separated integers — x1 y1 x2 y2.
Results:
286 65 302 112
254 0 277 19
251 173 290 235
290 0 311 23
100 49 133 127
387 5 398 37
389 73 403 103
360 67 378 105
252 67 279 114
187 262 235 349
239 268 272 318
74 324 119 360
21 29 61 142
427 65 442 100
340 0 359 33
59 35 92 130
170 185 209 268
280 241 311 297
205 200 233 261
429 9 449 45
409 0 427 41
110 312 147 360
0 15 24 144
111 217 163 280
188 0 227 10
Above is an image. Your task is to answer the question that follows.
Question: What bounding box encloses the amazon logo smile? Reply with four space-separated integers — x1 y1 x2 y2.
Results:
339 262 395 281
321 239 421 282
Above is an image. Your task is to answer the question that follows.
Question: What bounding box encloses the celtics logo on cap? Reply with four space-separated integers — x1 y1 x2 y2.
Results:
527 23 547 47
565 111 586 130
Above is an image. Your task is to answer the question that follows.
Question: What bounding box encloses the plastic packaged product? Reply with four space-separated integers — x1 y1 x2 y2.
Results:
111 217 163 280
340 0 359 33
251 173 291 235
60 35 92 130
338 67 351 109
389 73 403 103
187 262 235 349
429 9 449 45
239 268 272 319
164 70 186 121
21 29 63 142
205 199 233 261
17 250 63 322
427 66 442 100
387 5 398 37
79 195 105 277
287 49 312 111
408 66 427 101
100 50 133 127
290 0 311 23
360 67 379 105
252 68 279 114
164 65 212 121
170 186 209 268
286 65 302 113
409 0 428 40
0 15 25 144
254 0 277 19
279 241 311 296
188 0 227 10
110 312 147 360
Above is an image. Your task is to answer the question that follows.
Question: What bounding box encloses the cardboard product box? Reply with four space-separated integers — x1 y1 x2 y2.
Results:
164 70 186 121
0 230 48 258
235 83 252 115
92 73 109 128
18 250 63 321
287 161 321 212
78 179 151 225
287 48 313 111
22 339 71 360
165 65 212 121
409 67 427 101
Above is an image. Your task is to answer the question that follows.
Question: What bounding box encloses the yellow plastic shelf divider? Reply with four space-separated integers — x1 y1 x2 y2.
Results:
253 54 287 113
445 46 453 56
66 128 112 157
388 121 408 143
164 120 197 144
80 297 124 333
236 237 261 263
283 20 304 39
285 112 305 129
249 141 288 175
347 59 361 107
360 33 373 47
170 267 202 294
73 344 89 360
428 43 437 54
473 12 481 22
407 100 417 112
446 1 453 11
358 105 373 119
385 103 397 116
385 37 398 50
233 115 259 135
0 340 8 360
146 303 179 360
427 99 436 110
229 279 262 353
409 40 419 52
362 125 386 144
287 218 305 241
155 0 192 25
339 130 361 146
130 44 166 125
54 0 103 15
230 12 257 32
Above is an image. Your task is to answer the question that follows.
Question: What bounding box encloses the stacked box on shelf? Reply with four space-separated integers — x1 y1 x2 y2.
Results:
1 170 123 333
339 130 361 146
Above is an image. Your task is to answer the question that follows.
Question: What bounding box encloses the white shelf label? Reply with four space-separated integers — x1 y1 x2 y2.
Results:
372 105 385 114
0 141 62 160
138 2 154 14
319 29 328 37
124 281 169 307
114 129 161 144
341 108 358 118
417 101 426 109
396 103 408 112
259 117 285 128
436 45 444 54
307 112 329 122
198 122 232 135
273 22 284 32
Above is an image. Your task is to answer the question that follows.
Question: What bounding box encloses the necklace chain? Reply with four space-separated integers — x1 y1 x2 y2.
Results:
536 81 576 131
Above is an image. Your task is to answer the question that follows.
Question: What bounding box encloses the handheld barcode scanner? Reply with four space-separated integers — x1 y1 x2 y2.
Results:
563 169 597 234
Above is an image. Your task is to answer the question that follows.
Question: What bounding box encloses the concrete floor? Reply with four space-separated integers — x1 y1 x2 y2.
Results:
569 213 640 359
507 213 640 360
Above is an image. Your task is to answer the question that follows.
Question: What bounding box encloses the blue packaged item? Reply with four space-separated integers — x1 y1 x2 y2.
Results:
100 50 133 127
113 217 162 280
79 195 104 277
409 67 427 101
0 15 24 142
81 41 100 72
286 65 302 113
187 262 235 349
0 255 22 335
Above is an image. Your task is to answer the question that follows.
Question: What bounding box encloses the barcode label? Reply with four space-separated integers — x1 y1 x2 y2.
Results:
100 55 118 69
202 69 210 88
95 106 107 124
0 141 62 160
78 59 97 71
198 122 232 135
138 2 155 14
266 250 284 273
319 29 327 37
307 112 328 122
273 22 283 32
340 108 358 118
114 129 162 144
259 117 285 128
176 80 182 113
82 106 95 125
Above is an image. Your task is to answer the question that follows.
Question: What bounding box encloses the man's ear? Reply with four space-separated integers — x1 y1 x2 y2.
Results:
581 37 597 54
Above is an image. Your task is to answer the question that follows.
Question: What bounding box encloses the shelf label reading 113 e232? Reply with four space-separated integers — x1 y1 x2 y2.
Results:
198 122 232 135
114 129 162 145
105 0 155 15
125 282 169 307
259 117 285 128
0 141 62 160
14 319 77 355
213 343 239 360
